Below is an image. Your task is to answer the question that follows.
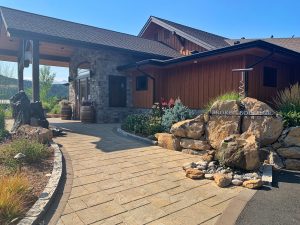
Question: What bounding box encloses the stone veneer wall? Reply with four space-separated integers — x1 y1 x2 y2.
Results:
69 47 145 123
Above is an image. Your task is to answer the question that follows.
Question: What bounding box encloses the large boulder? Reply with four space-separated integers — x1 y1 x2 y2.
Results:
283 127 300 147
216 133 261 171
10 91 31 132
15 125 53 144
277 147 300 159
285 159 300 170
30 102 49 129
170 115 205 139
206 100 241 150
241 97 283 146
155 133 181 151
180 138 211 150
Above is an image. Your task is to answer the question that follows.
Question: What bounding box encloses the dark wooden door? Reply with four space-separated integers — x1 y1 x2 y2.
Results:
109 76 127 107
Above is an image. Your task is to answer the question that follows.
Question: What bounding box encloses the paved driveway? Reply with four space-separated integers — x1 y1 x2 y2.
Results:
49 119 242 225
236 170 300 225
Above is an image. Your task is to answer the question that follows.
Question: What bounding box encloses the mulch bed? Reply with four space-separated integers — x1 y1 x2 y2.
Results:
0 145 54 222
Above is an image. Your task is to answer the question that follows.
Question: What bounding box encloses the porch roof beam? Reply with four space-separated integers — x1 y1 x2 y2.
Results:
0 48 71 63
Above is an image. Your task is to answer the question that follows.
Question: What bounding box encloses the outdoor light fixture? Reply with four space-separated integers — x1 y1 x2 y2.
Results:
23 40 33 67
24 50 32 67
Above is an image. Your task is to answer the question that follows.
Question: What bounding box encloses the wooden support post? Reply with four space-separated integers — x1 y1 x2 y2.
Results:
17 40 24 91
17 57 24 91
32 40 40 102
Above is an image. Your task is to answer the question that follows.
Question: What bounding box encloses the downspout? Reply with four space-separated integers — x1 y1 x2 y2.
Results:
136 66 156 104
244 51 274 97
238 50 275 134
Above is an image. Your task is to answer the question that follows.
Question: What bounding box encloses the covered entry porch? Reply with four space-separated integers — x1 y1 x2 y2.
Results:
0 24 71 102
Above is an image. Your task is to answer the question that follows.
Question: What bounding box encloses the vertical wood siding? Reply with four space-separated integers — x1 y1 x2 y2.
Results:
131 55 299 109
131 74 154 108
132 56 244 109
246 55 295 103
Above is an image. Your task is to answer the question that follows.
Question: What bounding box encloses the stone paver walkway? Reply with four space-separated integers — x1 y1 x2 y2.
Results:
50 119 242 225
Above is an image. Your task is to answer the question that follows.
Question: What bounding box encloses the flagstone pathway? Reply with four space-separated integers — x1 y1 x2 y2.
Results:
49 118 242 225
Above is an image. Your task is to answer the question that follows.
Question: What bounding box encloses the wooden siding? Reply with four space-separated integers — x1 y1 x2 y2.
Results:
131 54 300 109
132 73 154 108
246 55 296 104
141 23 207 55
132 56 244 109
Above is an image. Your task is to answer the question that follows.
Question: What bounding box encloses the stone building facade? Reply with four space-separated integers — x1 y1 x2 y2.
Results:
69 47 145 123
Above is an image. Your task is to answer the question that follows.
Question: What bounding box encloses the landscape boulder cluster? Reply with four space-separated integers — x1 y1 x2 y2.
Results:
10 91 53 143
155 97 300 188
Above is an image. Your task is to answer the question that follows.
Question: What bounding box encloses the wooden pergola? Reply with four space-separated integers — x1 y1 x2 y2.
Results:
0 25 74 101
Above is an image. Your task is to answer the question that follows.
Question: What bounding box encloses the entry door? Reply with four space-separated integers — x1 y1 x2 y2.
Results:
109 76 126 107
76 78 90 118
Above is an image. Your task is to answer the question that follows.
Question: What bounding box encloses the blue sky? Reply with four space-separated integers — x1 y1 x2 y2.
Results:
1 0 299 81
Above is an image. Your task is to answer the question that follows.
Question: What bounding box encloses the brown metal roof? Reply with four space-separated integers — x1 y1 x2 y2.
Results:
139 16 230 50
0 7 181 58
226 38 300 53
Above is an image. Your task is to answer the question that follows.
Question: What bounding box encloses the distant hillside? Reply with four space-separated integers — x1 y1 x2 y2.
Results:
0 75 68 99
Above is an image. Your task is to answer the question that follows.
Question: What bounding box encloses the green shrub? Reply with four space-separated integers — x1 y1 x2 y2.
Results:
273 83 300 113
161 99 193 131
0 139 50 168
0 105 12 119
272 83 300 127
49 103 60 114
0 109 9 142
280 111 300 127
205 92 240 111
0 109 5 131
121 114 164 136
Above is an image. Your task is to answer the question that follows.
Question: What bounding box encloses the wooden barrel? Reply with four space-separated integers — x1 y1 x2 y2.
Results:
80 106 95 123
61 105 72 120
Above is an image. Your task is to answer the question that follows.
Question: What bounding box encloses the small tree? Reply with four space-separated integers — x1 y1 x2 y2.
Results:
39 66 56 103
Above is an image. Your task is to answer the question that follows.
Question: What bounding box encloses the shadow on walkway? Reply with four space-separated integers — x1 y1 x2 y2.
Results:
50 119 149 152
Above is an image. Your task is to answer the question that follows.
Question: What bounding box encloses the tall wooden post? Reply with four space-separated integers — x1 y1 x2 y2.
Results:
17 40 24 91
32 40 40 102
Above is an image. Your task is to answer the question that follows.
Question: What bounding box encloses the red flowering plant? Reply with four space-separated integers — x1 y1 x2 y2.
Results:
151 97 175 118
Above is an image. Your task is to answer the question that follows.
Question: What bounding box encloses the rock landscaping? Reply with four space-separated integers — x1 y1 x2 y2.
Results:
156 97 300 189
0 91 57 224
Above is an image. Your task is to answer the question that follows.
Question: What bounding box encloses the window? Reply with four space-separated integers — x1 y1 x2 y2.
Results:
263 67 277 87
136 76 148 91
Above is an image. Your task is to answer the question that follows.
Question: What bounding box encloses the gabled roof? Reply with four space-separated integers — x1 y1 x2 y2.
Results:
0 7 181 58
226 38 300 53
139 16 229 50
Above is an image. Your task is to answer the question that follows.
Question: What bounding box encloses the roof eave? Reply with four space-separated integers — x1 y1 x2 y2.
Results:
118 40 300 71
6 27 177 59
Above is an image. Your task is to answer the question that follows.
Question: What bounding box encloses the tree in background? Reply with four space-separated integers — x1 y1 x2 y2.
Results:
39 66 56 103
0 62 17 100
0 62 16 78
26 66 61 113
